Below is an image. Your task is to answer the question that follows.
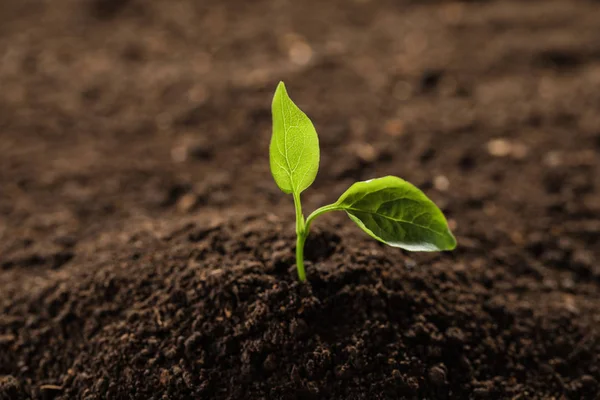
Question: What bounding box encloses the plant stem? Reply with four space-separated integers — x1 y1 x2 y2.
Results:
292 198 341 282
305 203 340 232
292 192 307 281
296 232 307 282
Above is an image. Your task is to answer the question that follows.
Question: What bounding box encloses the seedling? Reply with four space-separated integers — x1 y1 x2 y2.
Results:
270 82 456 281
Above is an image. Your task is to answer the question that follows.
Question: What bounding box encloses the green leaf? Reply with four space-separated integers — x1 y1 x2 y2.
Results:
270 82 320 194
334 176 457 251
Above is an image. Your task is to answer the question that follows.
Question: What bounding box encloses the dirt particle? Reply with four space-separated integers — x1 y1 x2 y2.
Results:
269 249 294 273
486 138 511 157
579 375 597 389
0 376 27 400
263 354 277 372
159 369 170 386
351 142 378 163
428 364 447 386
445 327 466 345
289 318 309 338
434 175 450 191
184 333 202 357
289 41 313 66
176 193 198 213
290 365 302 384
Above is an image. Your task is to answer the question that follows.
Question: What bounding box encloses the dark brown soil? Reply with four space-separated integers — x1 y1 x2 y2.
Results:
1 0 600 399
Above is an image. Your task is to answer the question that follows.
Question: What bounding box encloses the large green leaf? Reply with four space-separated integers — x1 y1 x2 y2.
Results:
270 82 320 194
335 176 457 251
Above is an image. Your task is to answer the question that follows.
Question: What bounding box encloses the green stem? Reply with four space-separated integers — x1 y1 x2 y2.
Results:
293 192 306 281
305 203 341 232
296 232 307 282
292 200 341 282
293 193 304 234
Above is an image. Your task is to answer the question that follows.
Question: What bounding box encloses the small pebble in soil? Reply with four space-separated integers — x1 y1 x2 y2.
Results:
487 138 529 159
176 193 198 213
351 142 378 163
289 41 312 66
579 375 598 389
487 138 511 157
281 33 313 66
434 175 450 191
428 364 448 386
184 332 202 357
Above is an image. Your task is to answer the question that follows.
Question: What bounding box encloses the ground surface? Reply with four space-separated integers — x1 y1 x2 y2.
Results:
1 0 600 399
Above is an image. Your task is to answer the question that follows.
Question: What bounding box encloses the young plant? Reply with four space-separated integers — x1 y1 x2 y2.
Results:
270 82 456 282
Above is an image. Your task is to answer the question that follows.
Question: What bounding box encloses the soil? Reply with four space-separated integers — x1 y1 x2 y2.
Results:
1 0 600 399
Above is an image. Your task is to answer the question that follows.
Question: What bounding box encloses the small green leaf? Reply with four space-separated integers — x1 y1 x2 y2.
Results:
270 82 320 194
334 176 457 251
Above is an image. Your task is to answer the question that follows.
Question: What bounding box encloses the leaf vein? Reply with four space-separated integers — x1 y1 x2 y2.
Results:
347 208 446 238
